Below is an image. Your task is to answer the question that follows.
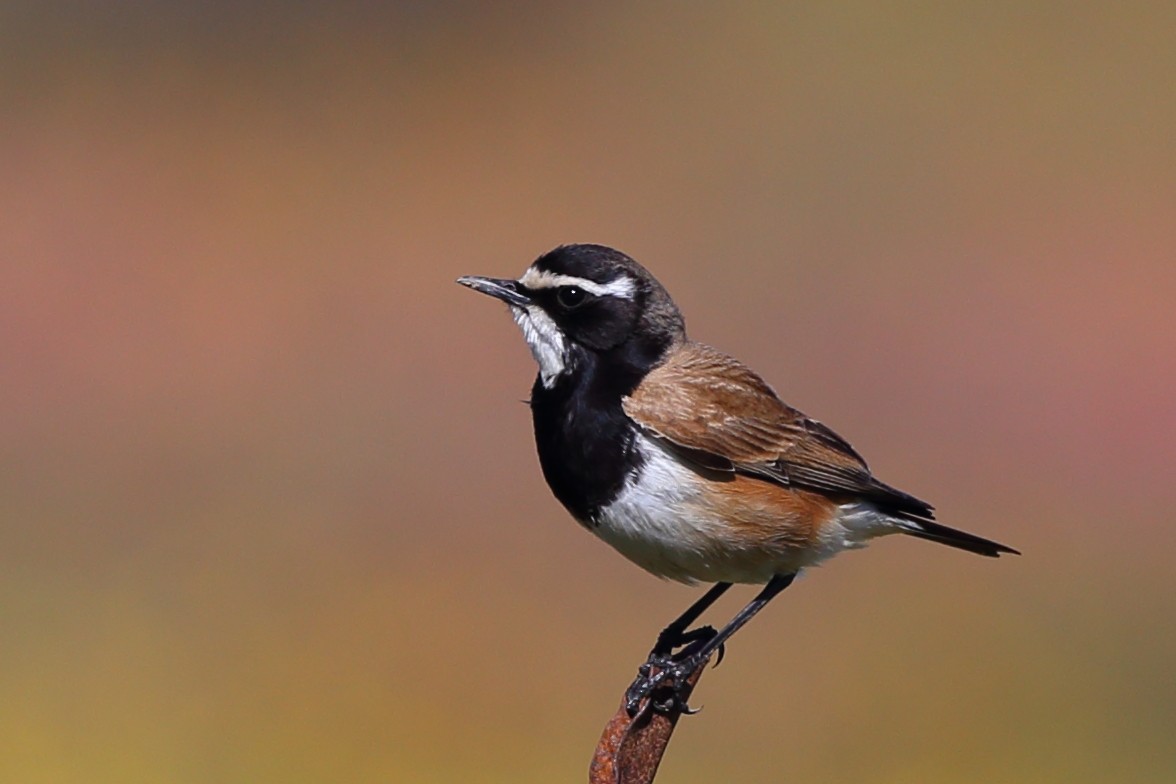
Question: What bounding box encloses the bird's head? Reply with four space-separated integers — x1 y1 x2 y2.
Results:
458 244 685 388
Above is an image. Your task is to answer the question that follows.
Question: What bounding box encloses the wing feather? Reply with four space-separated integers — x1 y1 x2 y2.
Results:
622 343 934 518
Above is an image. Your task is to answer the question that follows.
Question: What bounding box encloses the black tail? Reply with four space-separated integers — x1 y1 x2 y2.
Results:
897 516 1019 558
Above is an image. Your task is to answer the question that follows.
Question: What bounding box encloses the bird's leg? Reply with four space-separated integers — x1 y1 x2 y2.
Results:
651 582 731 656
634 581 731 689
625 573 797 716
626 582 730 719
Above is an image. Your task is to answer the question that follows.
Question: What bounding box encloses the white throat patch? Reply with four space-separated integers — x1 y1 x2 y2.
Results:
510 304 567 388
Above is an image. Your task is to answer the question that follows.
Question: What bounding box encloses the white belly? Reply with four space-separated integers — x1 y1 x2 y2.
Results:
591 434 895 584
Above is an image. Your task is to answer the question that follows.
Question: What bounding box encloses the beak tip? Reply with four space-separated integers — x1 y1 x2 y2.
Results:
455 275 530 307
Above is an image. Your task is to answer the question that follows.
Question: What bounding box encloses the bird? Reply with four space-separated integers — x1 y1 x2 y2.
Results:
457 243 1017 715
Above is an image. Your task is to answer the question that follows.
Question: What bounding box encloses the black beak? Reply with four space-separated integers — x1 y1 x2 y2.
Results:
456 275 531 307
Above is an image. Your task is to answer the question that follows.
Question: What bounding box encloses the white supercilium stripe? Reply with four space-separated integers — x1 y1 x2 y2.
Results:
518 267 637 299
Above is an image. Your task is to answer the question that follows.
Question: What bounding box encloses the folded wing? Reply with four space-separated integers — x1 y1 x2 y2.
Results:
622 342 934 519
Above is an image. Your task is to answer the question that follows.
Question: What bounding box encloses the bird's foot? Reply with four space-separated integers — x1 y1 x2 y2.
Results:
624 654 708 717
625 626 722 717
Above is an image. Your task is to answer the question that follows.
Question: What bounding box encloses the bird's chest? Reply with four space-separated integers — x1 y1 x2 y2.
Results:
529 378 643 523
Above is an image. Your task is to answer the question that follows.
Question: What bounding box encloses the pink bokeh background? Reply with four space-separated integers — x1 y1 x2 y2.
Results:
2 4 1173 781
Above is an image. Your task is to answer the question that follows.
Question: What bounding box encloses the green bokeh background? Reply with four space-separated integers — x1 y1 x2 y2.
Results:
3 3 1174 781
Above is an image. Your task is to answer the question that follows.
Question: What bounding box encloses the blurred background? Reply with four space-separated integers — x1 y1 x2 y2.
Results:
2 2 1173 782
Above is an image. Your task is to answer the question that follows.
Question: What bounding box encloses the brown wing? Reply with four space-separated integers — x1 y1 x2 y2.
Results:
622 343 934 518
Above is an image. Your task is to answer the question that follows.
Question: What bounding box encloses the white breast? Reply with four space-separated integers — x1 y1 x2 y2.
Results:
592 433 723 584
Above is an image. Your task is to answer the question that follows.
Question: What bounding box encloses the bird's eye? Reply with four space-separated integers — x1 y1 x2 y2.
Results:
556 286 588 309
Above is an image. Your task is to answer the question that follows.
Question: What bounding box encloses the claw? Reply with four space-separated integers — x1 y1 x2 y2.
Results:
625 653 711 717
712 642 726 668
651 695 676 713
628 621 726 716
